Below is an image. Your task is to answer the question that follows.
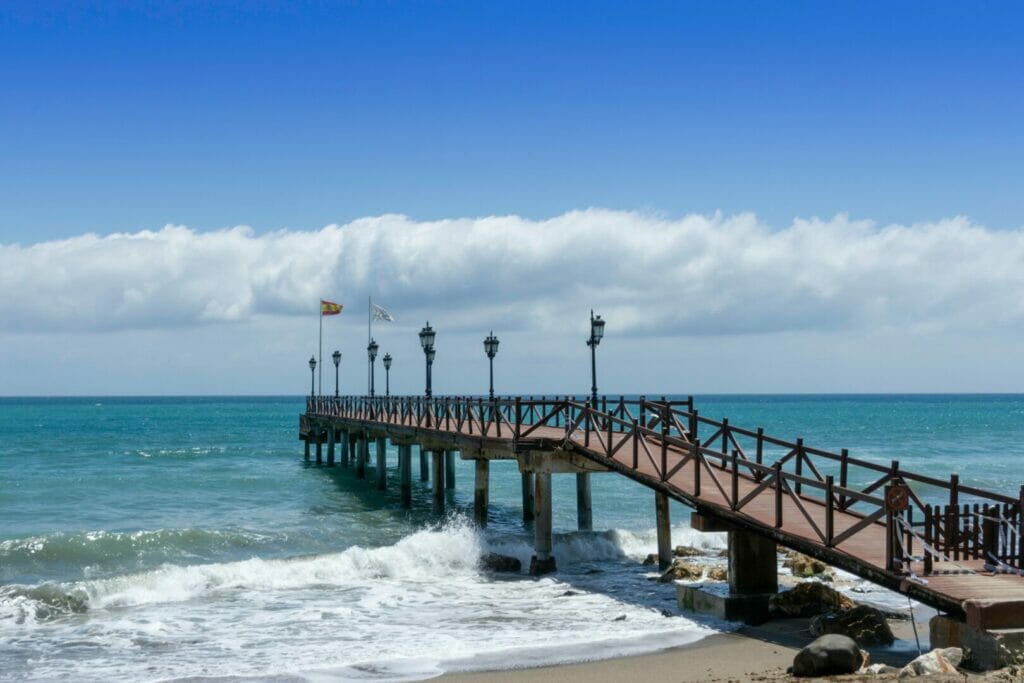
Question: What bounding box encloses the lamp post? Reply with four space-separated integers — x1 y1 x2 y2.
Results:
419 322 436 398
383 353 392 397
483 331 499 400
587 310 605 405
367 338 379 397
308 355 317 398
332 350 341 398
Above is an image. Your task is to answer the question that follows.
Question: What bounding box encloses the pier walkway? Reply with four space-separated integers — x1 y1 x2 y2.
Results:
301 394 1024 649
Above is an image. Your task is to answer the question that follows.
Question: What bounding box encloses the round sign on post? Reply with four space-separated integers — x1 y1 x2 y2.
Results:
886 484 910 512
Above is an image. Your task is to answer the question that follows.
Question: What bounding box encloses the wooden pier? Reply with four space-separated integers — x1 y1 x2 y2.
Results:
301 394 1024 668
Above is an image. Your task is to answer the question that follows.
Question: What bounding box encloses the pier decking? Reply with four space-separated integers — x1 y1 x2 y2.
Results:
301 394 1024 647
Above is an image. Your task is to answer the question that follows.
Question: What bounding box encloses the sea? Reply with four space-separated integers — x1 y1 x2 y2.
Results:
2 394 1024 682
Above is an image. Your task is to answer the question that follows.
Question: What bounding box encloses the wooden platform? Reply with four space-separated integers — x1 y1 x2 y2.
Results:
302 395 1024 622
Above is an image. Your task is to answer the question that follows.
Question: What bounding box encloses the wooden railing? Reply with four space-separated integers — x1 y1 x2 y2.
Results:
305 394 1024 576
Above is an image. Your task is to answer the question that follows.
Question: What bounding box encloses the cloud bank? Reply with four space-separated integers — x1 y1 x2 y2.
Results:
3 210 1023 336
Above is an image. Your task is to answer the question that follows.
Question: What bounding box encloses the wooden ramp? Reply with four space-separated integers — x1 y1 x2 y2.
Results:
303 394 1024 621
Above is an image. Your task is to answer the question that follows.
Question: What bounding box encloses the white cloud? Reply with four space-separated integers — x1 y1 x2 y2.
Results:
2 210 1023 336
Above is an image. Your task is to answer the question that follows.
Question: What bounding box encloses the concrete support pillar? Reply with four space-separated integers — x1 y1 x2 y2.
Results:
399 445 412 508
529 472 556 575
315 436 323 465
340 430 349 468
326 429 336 467
356 438 367 479
431 450 444 514
728 529 778 596
521 472 535 522
655 491 672 570
445 450 456 490
304 438 310 461
376 438 387 491
576 472 593 531
474 459 490 526
420 448 429 482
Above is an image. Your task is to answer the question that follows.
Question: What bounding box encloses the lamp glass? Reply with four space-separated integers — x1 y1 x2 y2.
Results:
308 356 316 370
591 315 605 342
367 339 378 361
383 353 392 370
332 350 341 367
419 323 435 349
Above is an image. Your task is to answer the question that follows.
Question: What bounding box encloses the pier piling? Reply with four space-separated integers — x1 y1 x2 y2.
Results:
521 472 535 522
356 437 367 479
376 437 387 490
655 491 672 570
432 450 444 513
399 445 412 508
304 439 310 461
315 435 323 465
420 448 429 482
474 459 489 526
576 472 593 531
340 430 349 468
529 472 556 575
445 450 456 490
327 429 335 467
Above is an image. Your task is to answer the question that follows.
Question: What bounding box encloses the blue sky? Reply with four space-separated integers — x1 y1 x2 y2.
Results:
1 2 1023 395
2 1 1022 241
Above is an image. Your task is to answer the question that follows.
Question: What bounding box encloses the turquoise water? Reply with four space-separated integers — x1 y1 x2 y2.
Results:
2 394 1023 681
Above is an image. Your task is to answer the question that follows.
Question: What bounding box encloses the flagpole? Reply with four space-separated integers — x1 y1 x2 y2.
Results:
318 302 323 396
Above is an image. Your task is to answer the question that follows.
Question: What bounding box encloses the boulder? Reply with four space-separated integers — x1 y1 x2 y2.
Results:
769 582 854 618
809 605 895 646
860 663 899 675
898 647 962 678
673 545 702 557
658 559 703 583
706 566 728 581
783 551 830 578
791 634 866 677
642 553 658 566
479 553 522 573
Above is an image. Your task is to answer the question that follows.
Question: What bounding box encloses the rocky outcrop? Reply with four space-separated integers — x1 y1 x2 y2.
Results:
479 553 522 573
898 647 963 677
769 582 854 617
657 559 703 583
790 634 866 677
783 551 831 578
809 604 895 646
706 566 728 581
674 545 702 557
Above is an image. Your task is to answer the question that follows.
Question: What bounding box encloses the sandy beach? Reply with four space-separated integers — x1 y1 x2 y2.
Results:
439 617 991 683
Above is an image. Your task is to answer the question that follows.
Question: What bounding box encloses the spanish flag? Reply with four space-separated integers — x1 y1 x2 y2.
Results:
320 299 343 316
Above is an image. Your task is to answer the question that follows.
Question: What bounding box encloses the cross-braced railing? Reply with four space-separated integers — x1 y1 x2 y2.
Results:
305 394 1024 576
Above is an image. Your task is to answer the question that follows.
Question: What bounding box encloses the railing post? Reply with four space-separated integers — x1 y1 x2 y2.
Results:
515 397 522 442
720 418 729 470
839 448 849 509
924 505 934 574
982 504 998 565
774 461 783 528
687 395 694 413
825 475 834 546
632 418 639 469
1019 485 1024 569
691 409 699 441
639 397 646 429
607 410 614 455
730 449 739 510
660 419 669 481
692 439 701 497
885 490 896 572
755 427 764 478
794 438 804 496
584 400 591 448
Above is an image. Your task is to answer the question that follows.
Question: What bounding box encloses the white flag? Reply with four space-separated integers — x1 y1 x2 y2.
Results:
372 303 394 322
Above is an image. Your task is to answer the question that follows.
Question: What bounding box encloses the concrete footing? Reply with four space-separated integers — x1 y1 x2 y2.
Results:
576 472 593 531
931 611 1024 670
474 459 489 526
529 472 556 575
678 513 778 625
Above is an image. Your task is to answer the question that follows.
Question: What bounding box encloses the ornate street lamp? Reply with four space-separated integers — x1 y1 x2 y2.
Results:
367 338 379 397
332 350 342 398
308 355 317 398
483 331 499 400
587 310 605 405
382 353 392 397
419 323 436 398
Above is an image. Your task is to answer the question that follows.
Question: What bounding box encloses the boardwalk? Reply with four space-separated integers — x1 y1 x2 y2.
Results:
302 394 1024 628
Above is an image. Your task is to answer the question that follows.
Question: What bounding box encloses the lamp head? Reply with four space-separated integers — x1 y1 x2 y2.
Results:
332 350 341 367
367 339 379 361
419 322 436 350
383 353 392 370
483 331 499 358
308 355 317 371
590 311 605 344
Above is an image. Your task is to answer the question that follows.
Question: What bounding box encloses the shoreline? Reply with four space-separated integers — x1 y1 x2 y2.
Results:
437 617 928 683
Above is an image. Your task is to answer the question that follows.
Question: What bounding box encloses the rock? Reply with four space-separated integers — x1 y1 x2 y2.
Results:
657 559 703 583
613 614 627 621
783 551 830 577
479 553 522 573
791 634 866 677
706 566 728 581
560 590 579 597
860 663 899 674
898 647 962 677
642 553 658 566
673 545 702 557
809 605 895 646
769 582 855 618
